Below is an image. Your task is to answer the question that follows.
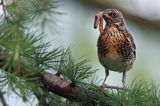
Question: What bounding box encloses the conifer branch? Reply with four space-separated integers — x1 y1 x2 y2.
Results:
40 72 124 100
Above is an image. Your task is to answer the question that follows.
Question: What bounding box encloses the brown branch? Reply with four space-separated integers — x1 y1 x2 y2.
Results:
0 91 8 106
40 72 126 102
78 0 160 30
0 0 7 18
41 72 80 100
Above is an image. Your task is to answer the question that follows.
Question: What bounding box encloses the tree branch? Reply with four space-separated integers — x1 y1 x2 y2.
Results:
40 72 79 100
0 91 8 106
0 0 7 18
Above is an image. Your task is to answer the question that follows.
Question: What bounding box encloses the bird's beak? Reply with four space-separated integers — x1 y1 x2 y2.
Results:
102 14 111 21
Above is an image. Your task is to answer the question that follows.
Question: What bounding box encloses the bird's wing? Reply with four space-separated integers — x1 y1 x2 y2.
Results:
126 32 136 58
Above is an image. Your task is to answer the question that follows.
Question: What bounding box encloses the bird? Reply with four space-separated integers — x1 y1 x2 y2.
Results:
94 9 136 88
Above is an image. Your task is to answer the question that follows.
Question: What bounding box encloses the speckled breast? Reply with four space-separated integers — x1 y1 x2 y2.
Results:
97 27 134 72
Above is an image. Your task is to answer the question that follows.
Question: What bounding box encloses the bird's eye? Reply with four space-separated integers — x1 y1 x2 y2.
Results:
111 12 117 18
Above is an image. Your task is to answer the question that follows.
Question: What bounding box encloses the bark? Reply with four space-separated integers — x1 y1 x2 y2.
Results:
41 72 80 100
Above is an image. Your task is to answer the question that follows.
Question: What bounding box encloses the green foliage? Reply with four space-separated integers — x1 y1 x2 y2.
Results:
71 81 160 106
32 42 62 70
0 0 97 105
106 81 160 106
0 30 63 103
53 49 97 84
29 0 62 31
0 0 64 104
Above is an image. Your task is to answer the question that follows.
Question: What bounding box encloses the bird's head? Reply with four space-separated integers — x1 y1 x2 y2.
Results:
94 9 126 34
102 9 125 26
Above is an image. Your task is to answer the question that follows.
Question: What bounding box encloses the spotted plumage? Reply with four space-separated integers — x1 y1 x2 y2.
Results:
94 9 136 88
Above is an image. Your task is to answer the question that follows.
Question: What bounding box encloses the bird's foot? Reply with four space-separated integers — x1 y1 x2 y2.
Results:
97 83 107 91
101 84 124 90
100 83 106 88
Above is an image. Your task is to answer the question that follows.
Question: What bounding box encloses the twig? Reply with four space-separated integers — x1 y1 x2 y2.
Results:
0 90 8 106
102 84 124 90
0 0 3 5
0 0 7 18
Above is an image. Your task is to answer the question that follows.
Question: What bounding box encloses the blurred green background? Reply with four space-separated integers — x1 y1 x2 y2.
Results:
47 0 160 86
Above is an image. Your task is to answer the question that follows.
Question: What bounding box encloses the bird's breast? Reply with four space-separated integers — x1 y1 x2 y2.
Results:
98 26 122 59
97 26 129 72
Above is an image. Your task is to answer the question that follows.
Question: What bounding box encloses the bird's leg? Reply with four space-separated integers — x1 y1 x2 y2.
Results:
102 68 109 87
122 71 126 89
